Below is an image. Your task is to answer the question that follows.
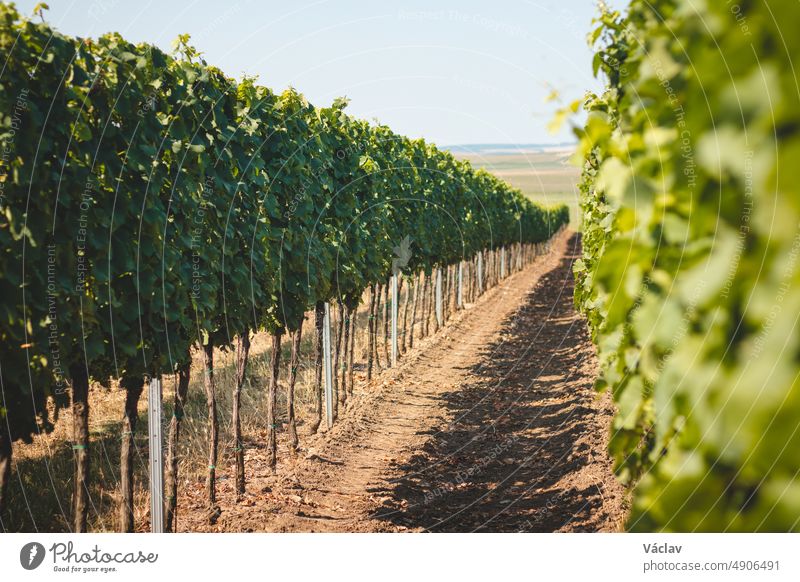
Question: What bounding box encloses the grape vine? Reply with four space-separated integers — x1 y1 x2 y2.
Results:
0 3 568 529
575 0 800 531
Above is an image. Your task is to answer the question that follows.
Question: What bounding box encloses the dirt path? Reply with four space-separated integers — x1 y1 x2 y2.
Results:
179 230 626 532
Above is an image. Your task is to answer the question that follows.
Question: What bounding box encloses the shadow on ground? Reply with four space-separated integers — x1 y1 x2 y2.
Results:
369 233 625 532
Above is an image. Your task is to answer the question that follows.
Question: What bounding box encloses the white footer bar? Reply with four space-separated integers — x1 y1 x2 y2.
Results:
3 533 798 581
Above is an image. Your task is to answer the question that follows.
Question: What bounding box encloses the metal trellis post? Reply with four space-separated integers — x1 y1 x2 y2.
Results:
477 251 483 294
148 375 164 533
457 261 463 308
323 302 334 429
391 273 398 366
435 268 443 326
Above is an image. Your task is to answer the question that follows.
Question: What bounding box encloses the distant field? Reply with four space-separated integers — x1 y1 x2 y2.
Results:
453 149 582 229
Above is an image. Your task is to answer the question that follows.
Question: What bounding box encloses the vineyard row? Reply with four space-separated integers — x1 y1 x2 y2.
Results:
0 4 568 531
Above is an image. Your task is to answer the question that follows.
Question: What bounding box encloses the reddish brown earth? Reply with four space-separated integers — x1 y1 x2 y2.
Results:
178 230 627 532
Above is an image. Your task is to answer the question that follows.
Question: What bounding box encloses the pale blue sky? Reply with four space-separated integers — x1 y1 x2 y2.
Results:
16 0 626 146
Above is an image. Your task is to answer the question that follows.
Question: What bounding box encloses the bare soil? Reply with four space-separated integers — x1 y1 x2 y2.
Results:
177 231 627 532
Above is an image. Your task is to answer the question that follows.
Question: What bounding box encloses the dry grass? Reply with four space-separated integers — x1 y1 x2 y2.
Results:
453 150 582 228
